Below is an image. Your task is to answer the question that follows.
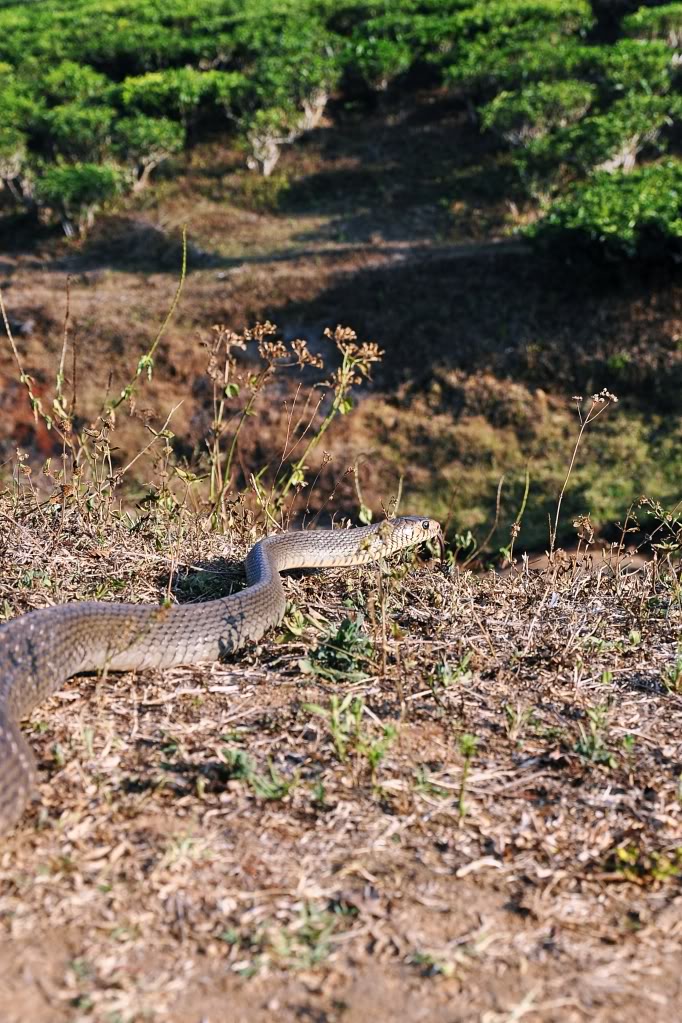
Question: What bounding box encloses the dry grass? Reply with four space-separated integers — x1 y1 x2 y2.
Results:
0 489 681 1023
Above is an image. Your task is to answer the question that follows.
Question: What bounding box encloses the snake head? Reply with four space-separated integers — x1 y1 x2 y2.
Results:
391 515 444 559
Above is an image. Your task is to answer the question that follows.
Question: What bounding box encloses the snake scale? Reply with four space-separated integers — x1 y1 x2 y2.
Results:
0 516 441 835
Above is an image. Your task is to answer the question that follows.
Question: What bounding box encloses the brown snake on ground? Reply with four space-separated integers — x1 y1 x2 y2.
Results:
0 516 441 835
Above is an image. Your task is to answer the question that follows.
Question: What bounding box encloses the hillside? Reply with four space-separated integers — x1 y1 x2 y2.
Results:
0 0 681 553
1 82 681 553
1 3 682 1021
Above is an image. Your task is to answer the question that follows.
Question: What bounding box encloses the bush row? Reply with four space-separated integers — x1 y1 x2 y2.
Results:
1 0 681 255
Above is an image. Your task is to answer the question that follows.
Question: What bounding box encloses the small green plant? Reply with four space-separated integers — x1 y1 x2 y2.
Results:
503 702 536 743
457 733 478 819
574 704 617 767
357 724 397 785
661 646 682 693
305 693 364 762
220 747 295 801
409 949 455 978
218 900 355 975
428 653 472 690
305 693 397 782
609 844 682 884
426 654 472 708
299 617 374 683
621 733 636 773
414 768 448 799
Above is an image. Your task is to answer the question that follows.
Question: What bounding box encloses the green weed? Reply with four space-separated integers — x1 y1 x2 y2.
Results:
575 704 617 768
299 617 374 683
220 747 295 801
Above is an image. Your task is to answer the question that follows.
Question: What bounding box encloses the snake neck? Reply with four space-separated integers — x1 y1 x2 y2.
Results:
251 523 411 574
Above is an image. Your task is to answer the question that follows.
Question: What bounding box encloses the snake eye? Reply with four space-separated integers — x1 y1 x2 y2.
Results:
421 519 430 530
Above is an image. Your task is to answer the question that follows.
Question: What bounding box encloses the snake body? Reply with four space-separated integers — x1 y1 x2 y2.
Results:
0 516 440 835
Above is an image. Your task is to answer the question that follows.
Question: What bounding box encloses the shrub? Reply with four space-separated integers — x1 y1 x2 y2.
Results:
517 92 682 183
35 162 123 236
479 80 596 145
119 67 217 124
41 60 110 104
239 106 301 176
526 160 682 258
40 102 116 161
447 38 593 97
584 39 675 95
449 0 593 41
622 3 682 48
112 115 185 189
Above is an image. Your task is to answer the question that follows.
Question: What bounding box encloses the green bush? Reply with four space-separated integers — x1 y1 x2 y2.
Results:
112 115 185 188
479 80 596 145
120 67 220 123
449 0 593 41
40 102 115 161
526 160 682 257
35 162 123 235
517 92 682 183
0 0 680 248
41 60 109 104
447 38 593 96
622 3 682 47
583 39 675 95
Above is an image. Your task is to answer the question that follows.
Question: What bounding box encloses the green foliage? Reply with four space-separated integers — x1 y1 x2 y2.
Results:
40 102 115 161
622 3 682 47
518 92 682 183
299 617 374 683
119 67 218 123
480 80 596 145
0 0 680 249
41 60 109 104
112 115 185 185
574 704 616 767
527 161 682 258
35 162 123 235
220 746 295 800
584 39 675 95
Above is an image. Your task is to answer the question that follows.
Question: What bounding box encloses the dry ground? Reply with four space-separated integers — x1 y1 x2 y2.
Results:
0 500 681 1023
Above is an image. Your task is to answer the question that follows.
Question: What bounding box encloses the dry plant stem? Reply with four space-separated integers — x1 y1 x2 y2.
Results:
276 339 381 505
462 475 504 569
120 403 182 478
109 227 187 412
0 288 55 431
551 393 618 555
55 274 71 416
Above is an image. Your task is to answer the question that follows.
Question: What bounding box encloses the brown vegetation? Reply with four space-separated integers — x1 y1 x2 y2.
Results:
0 492 680 1022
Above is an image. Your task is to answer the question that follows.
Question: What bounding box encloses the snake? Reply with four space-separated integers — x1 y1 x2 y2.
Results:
0 516 441 835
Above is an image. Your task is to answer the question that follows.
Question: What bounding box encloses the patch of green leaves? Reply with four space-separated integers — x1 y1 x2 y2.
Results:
299 616 374 683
